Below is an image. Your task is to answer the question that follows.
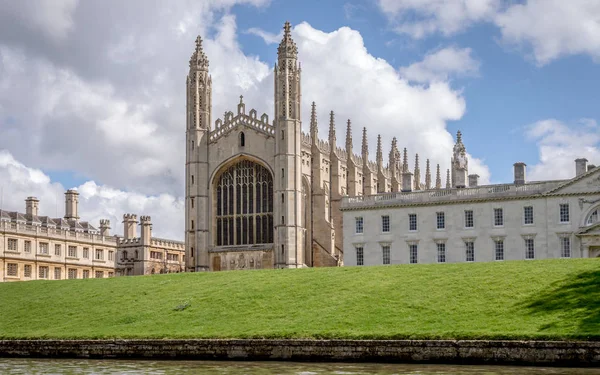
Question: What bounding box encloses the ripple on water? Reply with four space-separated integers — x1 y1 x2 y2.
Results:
0 359 600 375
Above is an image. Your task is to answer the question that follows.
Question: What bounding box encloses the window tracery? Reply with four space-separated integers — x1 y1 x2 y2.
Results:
215 160 273 246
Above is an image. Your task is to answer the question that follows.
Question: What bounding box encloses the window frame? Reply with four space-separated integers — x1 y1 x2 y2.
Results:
408 213 417 231
381 215 390 233
560 236 571 258
493 208 504 227
382 244 391 265
436 212 445 230
356 246 364 266
494 239 504 261
465 241 475 262
523 206 534 225
409 244 418 264
559 203 570 223
464 210 474 229
436 243 446 263
525 238 535 259
355 217 364 234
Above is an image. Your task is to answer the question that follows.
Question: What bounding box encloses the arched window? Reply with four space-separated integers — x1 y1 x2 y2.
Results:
215 159 273 246
587 208 599 225
122 250 128 260
135 250 138 260
240 132 245 147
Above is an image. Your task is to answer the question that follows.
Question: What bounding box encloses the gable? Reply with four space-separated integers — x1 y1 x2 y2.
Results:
209 110 273 144
545 168 600 195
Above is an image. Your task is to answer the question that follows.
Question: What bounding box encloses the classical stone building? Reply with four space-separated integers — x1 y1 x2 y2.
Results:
116 214 185 276
342 132 600 266
0 190 117 282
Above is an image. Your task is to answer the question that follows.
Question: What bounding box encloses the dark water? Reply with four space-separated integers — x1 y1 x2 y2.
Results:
0 359 599 375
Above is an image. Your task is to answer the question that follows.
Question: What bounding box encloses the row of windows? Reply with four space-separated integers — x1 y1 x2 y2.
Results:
356 204 572 234
4 238 113 260
6 264 113 279
355 237 572 265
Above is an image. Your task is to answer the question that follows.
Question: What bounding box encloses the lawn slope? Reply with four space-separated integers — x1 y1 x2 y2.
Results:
0 258 598 340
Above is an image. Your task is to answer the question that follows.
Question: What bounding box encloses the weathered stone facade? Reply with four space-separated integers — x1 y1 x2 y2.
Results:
1 339 599 366
115 214 185 276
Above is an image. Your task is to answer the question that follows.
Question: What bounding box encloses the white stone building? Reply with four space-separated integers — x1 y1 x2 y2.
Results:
342 137 600 266
0 190 117 281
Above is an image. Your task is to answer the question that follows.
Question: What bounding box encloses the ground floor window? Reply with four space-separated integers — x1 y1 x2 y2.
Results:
6 263 18 277
54 267 61 280
356 246 364 266
436 243 446 263
495 240 504 261
382 245 390 265
95 271 104 278
23 265 32 278
560 237 571 258
409 244 418 264
39 266 49 279
525 238 535 259
68 269 77 279
83 270 90 279
465 241 474 262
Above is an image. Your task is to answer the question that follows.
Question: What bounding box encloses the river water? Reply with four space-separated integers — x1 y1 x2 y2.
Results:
1 359 599 374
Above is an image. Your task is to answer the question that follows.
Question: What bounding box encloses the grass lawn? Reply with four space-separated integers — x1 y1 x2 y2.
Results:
0 258 598 340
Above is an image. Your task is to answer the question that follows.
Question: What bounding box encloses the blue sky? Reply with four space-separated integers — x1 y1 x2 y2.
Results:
1 0 600 239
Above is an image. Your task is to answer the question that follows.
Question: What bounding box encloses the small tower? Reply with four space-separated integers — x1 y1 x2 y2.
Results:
25 196 39 217
99 219 111 237
64 189 79 220
310 102 318 145
345 119 353 154
274 21 304 268
389 138 400 192
451 130 468 188
435 164 442 189
140 216 152 246
123 214 138 240
376 135 386 193
186 35 212 272
425 159 431 190
328 111 336 148
401 148 413 192
446 169 451 189
361 127 375 195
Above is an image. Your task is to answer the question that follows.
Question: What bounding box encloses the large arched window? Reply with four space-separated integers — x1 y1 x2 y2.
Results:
586 208 600 225
215 159 273 246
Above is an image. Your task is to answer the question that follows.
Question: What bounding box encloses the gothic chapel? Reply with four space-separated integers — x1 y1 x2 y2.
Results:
185 22 460 271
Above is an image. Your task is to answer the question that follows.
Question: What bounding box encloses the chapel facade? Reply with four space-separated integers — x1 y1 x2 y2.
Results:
184 22 461 272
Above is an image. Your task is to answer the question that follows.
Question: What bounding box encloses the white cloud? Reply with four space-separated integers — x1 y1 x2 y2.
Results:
495 0 600 65
0 150 184 240
378 0 501 38
525 119 600 180
399 46 480 83
0 0 79 41
245 27 281 44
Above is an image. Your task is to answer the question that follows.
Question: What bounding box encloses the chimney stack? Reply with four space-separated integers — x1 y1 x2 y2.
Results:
513 162 526 185
140 216 152 246
99 219 111 237
575 158 588 177
25 196 39 216
588 164 596 172
401 171 413 193
64 189 79 220
468 174 479 187
123 214 138 239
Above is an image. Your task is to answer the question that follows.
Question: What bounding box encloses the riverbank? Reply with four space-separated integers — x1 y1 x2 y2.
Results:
0 258 599 341
0 339 599 366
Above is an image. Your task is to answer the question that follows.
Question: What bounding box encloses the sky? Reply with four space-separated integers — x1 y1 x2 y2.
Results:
1 0 600 240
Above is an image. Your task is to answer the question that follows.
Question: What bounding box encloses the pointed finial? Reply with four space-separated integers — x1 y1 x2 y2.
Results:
239 95 244 104
278 21 298 59
376 135 383 166
345 119 353 151
328 111 336 145
446 169 451 189
436 164 442 189
361 127 368 156
402 148 409 172
457 130 462 144
310 102 318 138
414 154 421 190
191 35 209 70
425 159 431 189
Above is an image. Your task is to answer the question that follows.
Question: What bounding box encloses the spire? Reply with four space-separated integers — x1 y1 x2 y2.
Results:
414 154 421 190
277 21 298 61
328 111 336 147
425 159 431 189
402 148 409 173
446 169 451 189
456 130 463 145
310 102 318 143
345 119 353 152
435 164 441 189
361 127 368 158
190 35 209 71
376 135 383 168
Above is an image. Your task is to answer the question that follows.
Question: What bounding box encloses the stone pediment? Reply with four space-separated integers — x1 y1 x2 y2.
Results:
209 108 274 144
545 168 600 195
576 222 600 236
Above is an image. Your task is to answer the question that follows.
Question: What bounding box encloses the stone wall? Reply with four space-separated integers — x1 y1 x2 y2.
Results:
0 339 598 366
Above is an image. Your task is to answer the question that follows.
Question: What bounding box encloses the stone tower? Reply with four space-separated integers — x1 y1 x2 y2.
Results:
451 130 468 188
64 189 79 220
185 36 212 271
274 22 304 268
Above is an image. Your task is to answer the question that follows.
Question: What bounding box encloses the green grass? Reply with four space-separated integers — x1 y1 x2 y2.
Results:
0 258 599 340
